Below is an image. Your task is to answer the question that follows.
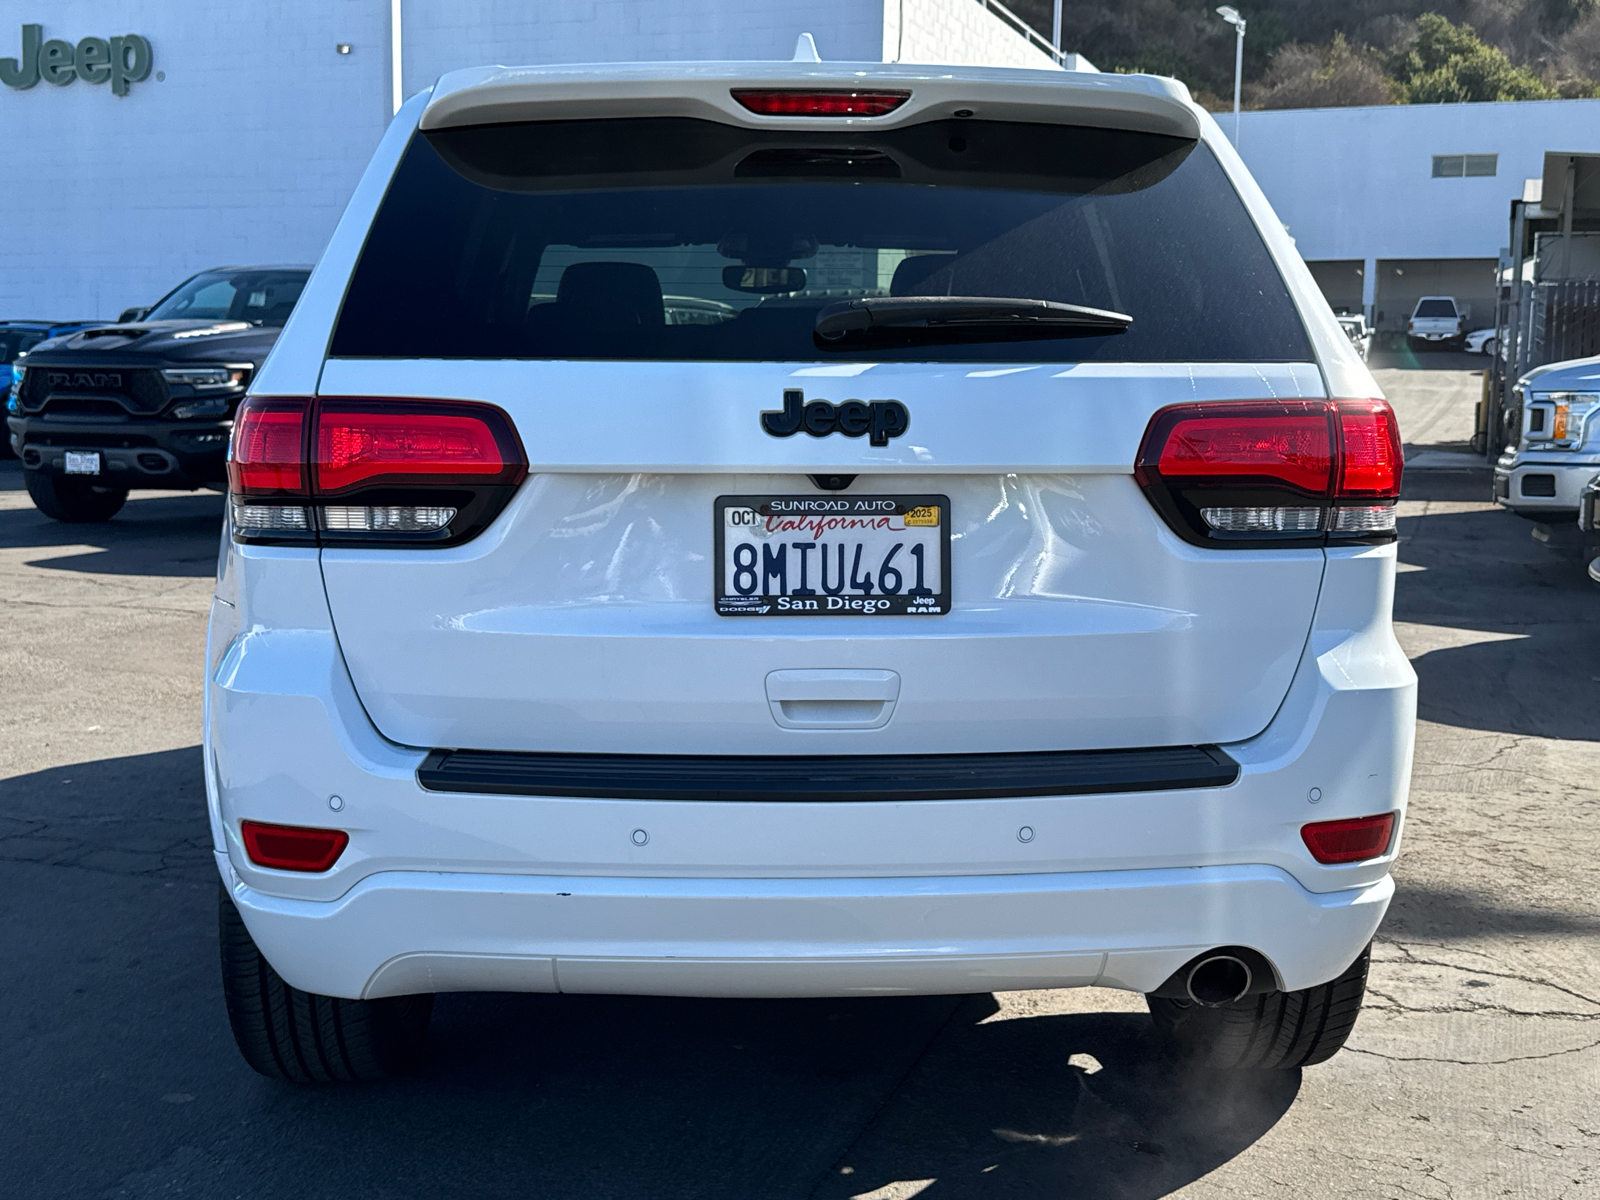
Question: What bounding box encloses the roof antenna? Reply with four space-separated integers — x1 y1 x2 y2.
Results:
792 32 821 62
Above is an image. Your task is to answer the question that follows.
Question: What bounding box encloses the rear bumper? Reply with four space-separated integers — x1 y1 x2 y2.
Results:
7 414 229 487
205 542 1414 1000
222 855 1392 999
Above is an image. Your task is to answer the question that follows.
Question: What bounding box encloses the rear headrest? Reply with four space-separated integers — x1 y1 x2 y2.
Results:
556 262 664 327
890 254 954 296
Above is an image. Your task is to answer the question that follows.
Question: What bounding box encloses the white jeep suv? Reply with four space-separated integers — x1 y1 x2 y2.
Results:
207 61 1414 1082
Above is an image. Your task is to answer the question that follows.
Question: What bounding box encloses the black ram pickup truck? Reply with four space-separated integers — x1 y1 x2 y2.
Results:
6 266 310 522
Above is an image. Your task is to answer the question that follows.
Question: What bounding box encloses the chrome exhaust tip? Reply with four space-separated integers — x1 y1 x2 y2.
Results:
1185 954 1253 1007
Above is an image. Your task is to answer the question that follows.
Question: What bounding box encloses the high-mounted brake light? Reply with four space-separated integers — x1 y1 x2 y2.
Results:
1135 399 1403 548
240 820 349 872
228 396 527 547
1301 812 1397 864
731 89 910 117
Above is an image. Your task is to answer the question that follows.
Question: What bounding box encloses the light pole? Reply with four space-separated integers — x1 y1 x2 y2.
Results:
1052 0 1063 65
1216 6 1245 148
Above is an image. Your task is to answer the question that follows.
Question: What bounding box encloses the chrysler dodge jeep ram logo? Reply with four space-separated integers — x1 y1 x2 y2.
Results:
761 389 910 447
1 25 152 96
48 371 123 390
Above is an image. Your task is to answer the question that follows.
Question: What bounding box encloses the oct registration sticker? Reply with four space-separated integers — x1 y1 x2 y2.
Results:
714 494 951 617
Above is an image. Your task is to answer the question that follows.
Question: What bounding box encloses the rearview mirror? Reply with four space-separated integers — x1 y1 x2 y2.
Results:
722 266 806 294
117 306 150 323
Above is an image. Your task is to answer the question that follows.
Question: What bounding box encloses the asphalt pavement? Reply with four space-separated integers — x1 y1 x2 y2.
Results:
2 372 1596 1198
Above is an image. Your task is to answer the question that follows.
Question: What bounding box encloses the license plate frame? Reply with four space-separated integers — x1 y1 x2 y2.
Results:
63 451 102 475
714 493 951 617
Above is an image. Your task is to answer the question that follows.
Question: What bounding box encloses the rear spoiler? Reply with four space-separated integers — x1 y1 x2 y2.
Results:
419 61 1203 141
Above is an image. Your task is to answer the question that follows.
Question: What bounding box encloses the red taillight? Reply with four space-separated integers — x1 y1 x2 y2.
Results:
1337 401 1403 497
1301 813 1397 864
228 397 527 546
315 402 520 494
229 398 309 495
1135 399 1403 547
240 820 349 872
1145 403 1333 495
731 89 910 116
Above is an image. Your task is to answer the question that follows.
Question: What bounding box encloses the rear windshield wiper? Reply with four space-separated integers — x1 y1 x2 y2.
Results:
814 296 1131 345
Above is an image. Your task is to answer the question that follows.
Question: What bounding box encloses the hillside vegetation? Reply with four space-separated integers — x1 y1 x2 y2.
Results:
1005 1 1600 108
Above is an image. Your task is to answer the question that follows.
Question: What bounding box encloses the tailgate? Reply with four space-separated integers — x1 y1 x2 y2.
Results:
317 360 1326 755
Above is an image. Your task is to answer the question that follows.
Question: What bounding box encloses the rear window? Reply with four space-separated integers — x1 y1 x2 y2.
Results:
332 117 1311 363
1413 299 1457 318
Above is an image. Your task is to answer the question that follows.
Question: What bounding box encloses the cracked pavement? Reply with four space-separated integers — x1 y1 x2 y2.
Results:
2 363 1597 1200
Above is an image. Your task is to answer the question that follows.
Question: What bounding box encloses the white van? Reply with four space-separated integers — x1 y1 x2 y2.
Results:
207 60 1413 1082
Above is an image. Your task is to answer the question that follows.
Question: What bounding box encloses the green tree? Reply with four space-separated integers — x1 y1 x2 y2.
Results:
1389 13 1559 102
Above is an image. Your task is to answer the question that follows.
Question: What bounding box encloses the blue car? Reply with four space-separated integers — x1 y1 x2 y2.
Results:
2 319 103 457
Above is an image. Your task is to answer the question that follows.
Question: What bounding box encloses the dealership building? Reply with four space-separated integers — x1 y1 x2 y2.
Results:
3 1 1599 325
1238 98 1600 331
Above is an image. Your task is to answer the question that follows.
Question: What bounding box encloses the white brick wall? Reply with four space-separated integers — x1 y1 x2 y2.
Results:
0 0 1057 317
885 0 1062 71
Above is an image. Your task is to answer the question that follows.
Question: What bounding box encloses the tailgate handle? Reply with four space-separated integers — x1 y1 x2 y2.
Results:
765 669 900 730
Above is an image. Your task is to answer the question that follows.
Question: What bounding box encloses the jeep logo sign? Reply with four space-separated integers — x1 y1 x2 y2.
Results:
1 25 152 96
761 389 911 448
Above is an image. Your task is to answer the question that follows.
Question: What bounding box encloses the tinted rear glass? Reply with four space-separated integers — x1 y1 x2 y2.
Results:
1414 299 1457 318
332 117 1311 363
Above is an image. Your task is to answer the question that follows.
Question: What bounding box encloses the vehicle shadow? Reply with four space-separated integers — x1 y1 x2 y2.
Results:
0 462 222 579
1395 494 1600 743
797 999 1298 1199
1 748 1296 1200
1368 345 1486 371
1383 882 1600 941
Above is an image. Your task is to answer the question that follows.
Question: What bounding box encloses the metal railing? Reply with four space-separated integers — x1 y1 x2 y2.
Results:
973 0 1067 65
1485 278 1600 454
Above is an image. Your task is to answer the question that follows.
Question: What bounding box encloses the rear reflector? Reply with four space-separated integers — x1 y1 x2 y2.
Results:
1136 399 1403 548
731 89 910 116
240 820 349 872
1301 813 1397 864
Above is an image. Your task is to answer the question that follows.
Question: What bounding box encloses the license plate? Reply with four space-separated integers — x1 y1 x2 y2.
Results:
715 494 951 617
64 451 101 475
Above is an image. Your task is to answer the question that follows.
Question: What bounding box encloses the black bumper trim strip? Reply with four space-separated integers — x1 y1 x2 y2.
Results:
416 745 1240 803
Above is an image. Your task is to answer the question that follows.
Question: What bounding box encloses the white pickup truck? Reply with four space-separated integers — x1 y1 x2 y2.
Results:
1406 296 1465 349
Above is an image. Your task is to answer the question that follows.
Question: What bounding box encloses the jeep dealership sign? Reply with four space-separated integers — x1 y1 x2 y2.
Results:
1 24 152 96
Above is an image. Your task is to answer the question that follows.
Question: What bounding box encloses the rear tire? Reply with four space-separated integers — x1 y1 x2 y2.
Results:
1146 943 1370 1069
24 470 127 522
218 886 433 1082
